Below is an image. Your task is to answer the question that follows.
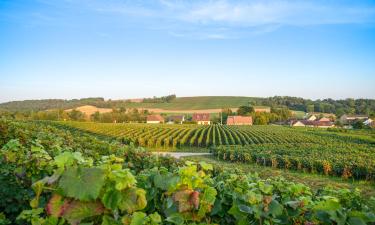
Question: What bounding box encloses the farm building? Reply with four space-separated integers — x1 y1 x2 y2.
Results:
340 114 369 124
146 115 164 124
318 117 331 122
192 113 211 125
290 120 306 127
364 119 374 127
227 116 253 125
167 115 185 124
306 115 317 121
291 120 334 128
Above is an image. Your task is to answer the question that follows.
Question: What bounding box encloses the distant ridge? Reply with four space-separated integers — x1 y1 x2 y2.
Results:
0 96 374 116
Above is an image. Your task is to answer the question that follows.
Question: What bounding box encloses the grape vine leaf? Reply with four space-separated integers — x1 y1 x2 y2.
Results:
59 167 105 201
199 162 213 171
268 200 283 217
130 212 147 225
102 188 122 210
46 194 66 217
109 169 137 191
118 188 147 213
166 213 184 225
62 200 104 225
173 189 194 213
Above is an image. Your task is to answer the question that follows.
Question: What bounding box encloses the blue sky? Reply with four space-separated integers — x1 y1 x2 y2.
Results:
1 0 375 102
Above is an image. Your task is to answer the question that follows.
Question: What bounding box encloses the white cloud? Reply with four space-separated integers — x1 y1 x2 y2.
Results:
177 0 375 26
29 0 375 39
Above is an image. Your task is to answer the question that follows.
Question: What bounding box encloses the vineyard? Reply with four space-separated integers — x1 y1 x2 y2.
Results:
55 122 327 149
54 122 375 181
1 119 375 225
212 143 375 180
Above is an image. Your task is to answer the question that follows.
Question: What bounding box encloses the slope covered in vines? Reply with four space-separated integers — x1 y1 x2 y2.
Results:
1 120 375 225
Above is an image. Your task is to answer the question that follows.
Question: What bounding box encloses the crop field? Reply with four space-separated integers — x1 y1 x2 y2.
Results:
1 120 375 225
53 121 375 180
56 122 324 149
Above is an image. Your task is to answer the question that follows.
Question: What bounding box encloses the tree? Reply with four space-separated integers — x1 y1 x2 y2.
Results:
237 106 254 116
352 120 365 129
221 108 232 123
68 109 85 121
307 105 314 113
91 112 101 122
254 114 268 125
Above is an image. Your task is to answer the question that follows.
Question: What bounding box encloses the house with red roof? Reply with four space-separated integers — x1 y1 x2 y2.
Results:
290 120 334 128
146 115 165 124
226 116 253 125
192 113 211 125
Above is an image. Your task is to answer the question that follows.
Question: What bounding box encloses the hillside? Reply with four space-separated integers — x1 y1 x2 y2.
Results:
0 96 265 112
1 96 374 117
64 105 113 117
121 96 266 110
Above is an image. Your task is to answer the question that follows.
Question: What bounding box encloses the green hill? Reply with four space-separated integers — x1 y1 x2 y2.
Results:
122 96 265 110
0 96 264 112
1 96 374 117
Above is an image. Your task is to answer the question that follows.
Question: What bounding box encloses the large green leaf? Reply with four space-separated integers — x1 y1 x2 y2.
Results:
130 212 147 225
314 199 341 211
109 169 137 191
201 187 216 205
268 200 283 217
54 152 83 169
59 167 105 201
165 213 184 225
102 189 122 210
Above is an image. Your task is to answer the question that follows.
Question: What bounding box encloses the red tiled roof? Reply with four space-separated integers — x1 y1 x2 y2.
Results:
227 116 252 125
147 114 164 122
300 120 334 127
192 113 210 121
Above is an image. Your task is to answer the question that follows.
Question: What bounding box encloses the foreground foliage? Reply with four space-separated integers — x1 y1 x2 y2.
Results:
1 120 375 224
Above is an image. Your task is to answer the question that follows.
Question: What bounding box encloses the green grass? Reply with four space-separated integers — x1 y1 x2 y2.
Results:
123 96 268 110
184 155 375 197
291 110 306 119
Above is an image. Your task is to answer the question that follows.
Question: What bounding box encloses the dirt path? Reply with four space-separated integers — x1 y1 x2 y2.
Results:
152 152 212 159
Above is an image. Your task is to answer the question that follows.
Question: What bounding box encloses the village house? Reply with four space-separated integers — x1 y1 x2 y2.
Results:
146 115 164 124
167 115 185 124
227 116 253 125
290 120 306 127
192 113 211 125
340 114 369 124
364 118 374 127
291 119 334 128
306 115 317 121
318 117 331 122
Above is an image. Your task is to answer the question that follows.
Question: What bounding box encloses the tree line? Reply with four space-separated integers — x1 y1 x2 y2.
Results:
217 106 293 125
1 96 374 117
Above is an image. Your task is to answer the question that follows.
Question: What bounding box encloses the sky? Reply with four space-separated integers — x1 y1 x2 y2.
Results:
1 0 375 103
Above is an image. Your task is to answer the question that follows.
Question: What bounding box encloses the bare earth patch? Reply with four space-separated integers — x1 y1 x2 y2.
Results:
65 105 113 116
